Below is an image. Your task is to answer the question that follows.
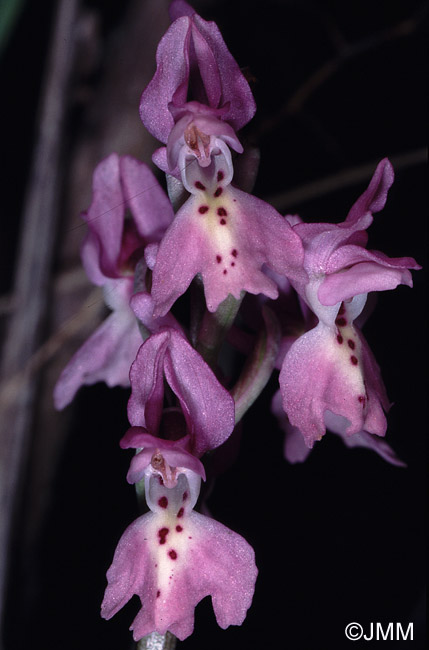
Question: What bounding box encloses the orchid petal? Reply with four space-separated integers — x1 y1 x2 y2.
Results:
54 287 141 410
139 17 191 143
119 156 174 240
128 331 169 434
271 390 312 464
128 329 235 456
346 158 394 223
140 7 255 143
324 411 406 467
190 13 256 130
318 261 413 306
169 0 195 21
81 153 124 283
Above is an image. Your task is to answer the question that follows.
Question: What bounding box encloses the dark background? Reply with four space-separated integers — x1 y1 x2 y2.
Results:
1 0 426 648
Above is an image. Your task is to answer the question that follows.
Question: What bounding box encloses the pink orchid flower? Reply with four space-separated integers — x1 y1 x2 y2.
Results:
101 434 257 641
54 154 174 409
279 159 420 447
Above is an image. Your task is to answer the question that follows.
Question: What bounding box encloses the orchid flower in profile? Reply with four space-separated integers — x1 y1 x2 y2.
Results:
101 433 257 641
127 327 235 457
54 154 174 409
279 159 420 448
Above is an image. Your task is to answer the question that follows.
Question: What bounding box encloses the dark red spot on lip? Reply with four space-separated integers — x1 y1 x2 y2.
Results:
350 355 358 365
158 496 168 508
231 249 238 257
182 492 188 501
335 317 347 327
168 550 178 560
216 255 222 263
220 218 226 225
195 181 206 190
198 205 209 214
176 525 183 532
158 527 169 545
214 187 223 197
217 170 224 182
347 339 355 350
358 395 366 405
157 590 161 598
337 334 343 344
231 262 235 267
177 507 184 518
217 207 227 216
223 269 227 275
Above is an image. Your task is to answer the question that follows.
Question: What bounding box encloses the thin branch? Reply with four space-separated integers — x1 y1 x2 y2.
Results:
0 287 102 409
266 148 427 211
0 0 79 637
254 6 426 140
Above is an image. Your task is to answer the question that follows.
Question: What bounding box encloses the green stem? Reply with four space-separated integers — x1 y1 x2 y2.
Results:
231 306 280 423
196 292 244 368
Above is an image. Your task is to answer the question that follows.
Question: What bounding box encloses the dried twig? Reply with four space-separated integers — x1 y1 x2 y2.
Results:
266 147 427 211
0 0 79 638
254 6 426 140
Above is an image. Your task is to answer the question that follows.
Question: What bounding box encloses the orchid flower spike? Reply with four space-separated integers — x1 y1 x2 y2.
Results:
101 434 257 641
279 159 420 447
53 154 174 409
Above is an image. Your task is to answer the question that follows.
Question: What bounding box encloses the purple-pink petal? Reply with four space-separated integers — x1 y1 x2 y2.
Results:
346 158 394 223
341 430 406 467
169 0 195 21
318 261 413 306
119 156 175 240
139 17 191 143
189 14 256 130
54 283 141 410
80 154 174 284
139 6 255 143
81 154 125 283
128 329 235 456
128 331 169 434
130 292 183 334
